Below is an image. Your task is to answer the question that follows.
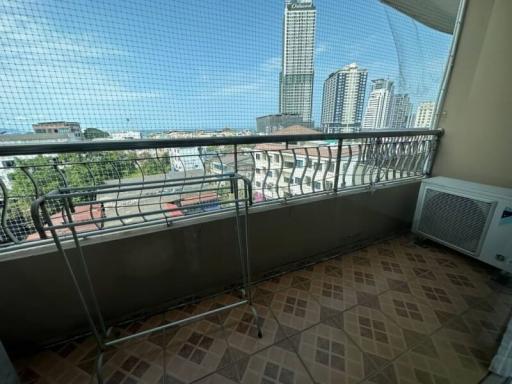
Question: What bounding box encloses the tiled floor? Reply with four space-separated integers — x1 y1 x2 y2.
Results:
14 234 512 384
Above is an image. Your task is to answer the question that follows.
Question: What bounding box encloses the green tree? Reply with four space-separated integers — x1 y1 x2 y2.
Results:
83 128 110 139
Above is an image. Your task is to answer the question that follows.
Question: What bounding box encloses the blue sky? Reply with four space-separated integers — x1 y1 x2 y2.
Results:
0 0 453 132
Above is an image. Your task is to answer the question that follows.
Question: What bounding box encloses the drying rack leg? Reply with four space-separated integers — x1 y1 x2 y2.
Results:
250 304 263 339
95 349 105 384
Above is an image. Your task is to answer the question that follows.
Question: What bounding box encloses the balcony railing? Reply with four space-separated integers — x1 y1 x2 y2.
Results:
0 129 442 250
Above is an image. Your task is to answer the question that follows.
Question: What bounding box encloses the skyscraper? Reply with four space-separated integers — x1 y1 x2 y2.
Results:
362 79 394 130
321 63 368 133
279 0 316 123
414 102 436 128
389 93 413 129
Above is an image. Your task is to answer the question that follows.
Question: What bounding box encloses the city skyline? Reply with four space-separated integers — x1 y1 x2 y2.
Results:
0 0 453 133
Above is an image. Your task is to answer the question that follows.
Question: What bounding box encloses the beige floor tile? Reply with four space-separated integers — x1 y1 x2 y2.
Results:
165 320 232 383
223 302 287 356
378 290 442 335
291 322 381 384
235 340 314 384
343 306 424 360
268 287 321 336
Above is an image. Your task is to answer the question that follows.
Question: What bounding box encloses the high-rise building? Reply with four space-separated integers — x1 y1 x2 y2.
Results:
362 79 394 130
414 102 436 128
389 93 413 129
321 63 368 133
279 0 316 123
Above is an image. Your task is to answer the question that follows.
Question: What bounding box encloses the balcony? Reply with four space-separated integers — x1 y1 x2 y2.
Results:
1 129 511 384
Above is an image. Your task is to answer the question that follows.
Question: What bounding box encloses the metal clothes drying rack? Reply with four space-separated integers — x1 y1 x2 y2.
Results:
31 173 261 383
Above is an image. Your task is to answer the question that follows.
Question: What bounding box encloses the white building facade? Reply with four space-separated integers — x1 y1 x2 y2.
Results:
252 143 358 200
362 79 394 130
110 131 142 140
414 102 436 128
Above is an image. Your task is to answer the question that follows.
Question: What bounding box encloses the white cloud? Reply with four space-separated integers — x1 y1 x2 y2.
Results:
315 42 329 55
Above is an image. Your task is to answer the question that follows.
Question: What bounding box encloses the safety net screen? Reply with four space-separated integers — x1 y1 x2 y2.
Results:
1 0 459 138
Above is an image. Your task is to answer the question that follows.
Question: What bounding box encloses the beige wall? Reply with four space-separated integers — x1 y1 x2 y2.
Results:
433 0 512 188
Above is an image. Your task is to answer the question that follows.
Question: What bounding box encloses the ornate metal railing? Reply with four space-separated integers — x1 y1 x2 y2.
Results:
0 129 442 250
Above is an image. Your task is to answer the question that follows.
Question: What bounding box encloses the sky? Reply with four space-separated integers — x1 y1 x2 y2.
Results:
0 0 453 133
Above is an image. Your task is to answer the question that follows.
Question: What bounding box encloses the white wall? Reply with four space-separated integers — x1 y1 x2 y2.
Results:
433 0 512 188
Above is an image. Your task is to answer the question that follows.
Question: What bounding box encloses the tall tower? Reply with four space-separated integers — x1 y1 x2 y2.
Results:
362 79 394 130
321 63 368 133
279 0 316 123
389 93 413 129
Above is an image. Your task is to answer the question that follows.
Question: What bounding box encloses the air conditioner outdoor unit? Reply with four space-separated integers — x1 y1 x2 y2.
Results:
412 177 512 273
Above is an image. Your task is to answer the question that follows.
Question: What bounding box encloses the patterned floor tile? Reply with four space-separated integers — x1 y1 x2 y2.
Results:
292 260 346 287
378 290 442 335
255 273 302 294
300 274 359 313
163 292 243 328
97 336 164 384
290 322 381 384
111 313 168 348
406 274 469 318
340 266 390 296
165 320 232 383
15 349 93 384
364 335 487 384
12 234 504 384
268 287 321 336
223 302 287 356
234 340 314 384
193 371 239 384
427 327 493 381
464 301 512 340
343 306 424 361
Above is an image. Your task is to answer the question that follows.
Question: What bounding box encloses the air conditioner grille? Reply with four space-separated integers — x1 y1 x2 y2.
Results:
417 188 493 255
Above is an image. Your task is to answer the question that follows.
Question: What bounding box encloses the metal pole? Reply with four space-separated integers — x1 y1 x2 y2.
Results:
333 139 343 192
234 144 238 173
62 199 108 337
40 202 105 349
431 0 468 131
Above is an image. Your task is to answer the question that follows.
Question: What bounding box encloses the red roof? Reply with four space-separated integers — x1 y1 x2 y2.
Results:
179 191 218 207
163 202 184 217
27 204 105 240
